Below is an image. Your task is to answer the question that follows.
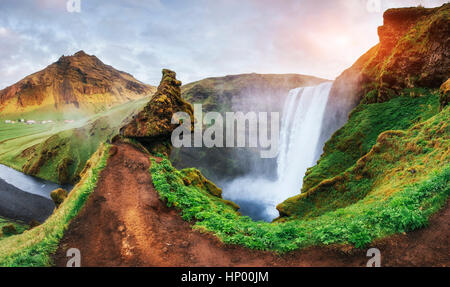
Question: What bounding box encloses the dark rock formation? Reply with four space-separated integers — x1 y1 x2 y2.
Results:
120 69 194 156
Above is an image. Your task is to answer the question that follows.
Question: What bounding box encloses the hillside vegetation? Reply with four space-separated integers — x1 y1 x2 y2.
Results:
279 4 449 218
302 88 440 193
0 144 109 266
0 96 148 184
0 218 28 239
152 4 449 251
0 51 155 117
182 73 325 112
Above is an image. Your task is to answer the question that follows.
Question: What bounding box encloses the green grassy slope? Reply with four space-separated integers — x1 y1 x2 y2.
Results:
152 126 449 251
302 88 441 193
0 96 149 184
181 73 326 112
0 218 28 240
278 105 449 218
0 144 109 266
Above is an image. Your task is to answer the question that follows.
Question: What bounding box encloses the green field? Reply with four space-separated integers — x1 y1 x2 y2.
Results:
0 96 150 184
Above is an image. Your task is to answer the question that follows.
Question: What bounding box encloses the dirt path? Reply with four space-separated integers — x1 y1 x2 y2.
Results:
53 143 449 267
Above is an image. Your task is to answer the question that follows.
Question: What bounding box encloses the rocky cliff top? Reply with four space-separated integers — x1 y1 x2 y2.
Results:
331 3 449 107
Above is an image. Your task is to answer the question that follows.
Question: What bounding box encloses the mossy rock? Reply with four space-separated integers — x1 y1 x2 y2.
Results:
1 224 17 236
120 69 194 154
28 220 41 229
50 188 68 208
57 158 74 184
180 168 222 198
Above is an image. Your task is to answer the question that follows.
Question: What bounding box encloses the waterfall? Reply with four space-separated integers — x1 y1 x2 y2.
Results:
222 82 333 221
276 82 332 195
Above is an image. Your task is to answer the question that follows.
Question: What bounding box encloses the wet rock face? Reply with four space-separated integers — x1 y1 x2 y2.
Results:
120 69 194 155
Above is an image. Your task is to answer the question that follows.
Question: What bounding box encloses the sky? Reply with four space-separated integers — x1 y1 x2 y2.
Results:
0 0 447 88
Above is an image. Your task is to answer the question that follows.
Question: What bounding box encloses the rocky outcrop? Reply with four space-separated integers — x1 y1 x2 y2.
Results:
317 3 450 159
120 69 194 156
50 188 68 209
180 168 223 197
351 4 448 104
0 50 155 115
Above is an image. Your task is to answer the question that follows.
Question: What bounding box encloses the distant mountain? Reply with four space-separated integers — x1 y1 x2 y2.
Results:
182 73 327 112
0 50 156 117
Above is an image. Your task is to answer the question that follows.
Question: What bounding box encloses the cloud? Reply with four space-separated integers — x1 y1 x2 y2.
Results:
0 0 447 89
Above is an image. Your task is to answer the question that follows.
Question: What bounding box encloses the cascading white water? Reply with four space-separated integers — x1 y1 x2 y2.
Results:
222 82 333 221
276 82 332 195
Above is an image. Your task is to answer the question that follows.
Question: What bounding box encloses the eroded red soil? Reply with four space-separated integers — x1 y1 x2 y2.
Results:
53 143 449 267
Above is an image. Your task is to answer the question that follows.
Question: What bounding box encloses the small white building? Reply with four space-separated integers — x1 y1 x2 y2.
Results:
26 120 36 125
4 120 11 124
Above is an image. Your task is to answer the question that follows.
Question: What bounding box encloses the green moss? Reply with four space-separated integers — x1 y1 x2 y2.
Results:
0 144 110 266
0 218 28 239
50 188 68 209
180 168 223 198
151 155 449 251
279 106 449 218
0 96 148 184
303 89 440 193
355 4 449 104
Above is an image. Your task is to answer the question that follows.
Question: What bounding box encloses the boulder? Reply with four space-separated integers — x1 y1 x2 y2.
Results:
50 188 68 208
2 224 17 236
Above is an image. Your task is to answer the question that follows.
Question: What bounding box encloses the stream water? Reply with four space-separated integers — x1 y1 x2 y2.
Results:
0 164 72 222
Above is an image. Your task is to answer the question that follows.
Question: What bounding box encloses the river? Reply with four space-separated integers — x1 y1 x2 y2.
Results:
0 164 72 223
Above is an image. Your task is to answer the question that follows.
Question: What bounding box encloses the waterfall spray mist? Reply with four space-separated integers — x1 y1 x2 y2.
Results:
222 82 333 221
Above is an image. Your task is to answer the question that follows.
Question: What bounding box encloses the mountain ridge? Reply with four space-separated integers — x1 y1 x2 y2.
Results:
0 50 156 117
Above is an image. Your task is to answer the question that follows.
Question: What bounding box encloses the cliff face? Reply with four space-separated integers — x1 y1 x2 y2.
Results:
279 4 450 219
317 4 450 166
120 69 194 156
348 4 448 104
0 51 155 115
